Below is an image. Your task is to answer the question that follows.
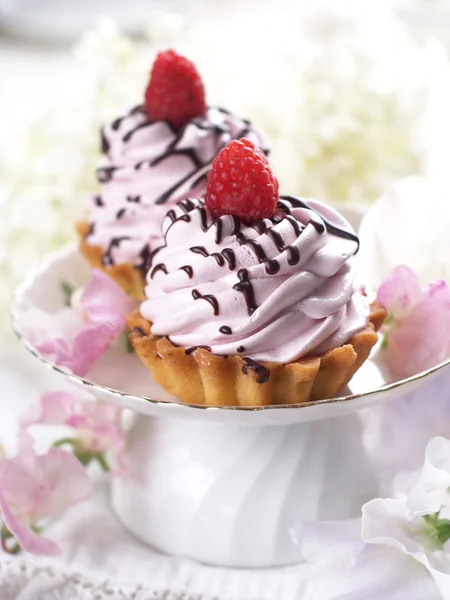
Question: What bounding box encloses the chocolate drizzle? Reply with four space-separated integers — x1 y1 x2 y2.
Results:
151 263 168 278
211 253 225 267
102 236 131 266
308 219 325 234
221 248 236 270
147 245 162 265
111 116 124 131
230 215 241 235
179 265 193 278
123 121 156 143
185 345 212 355
99 106 267 221
166 210 177 223
280 195 360 253
138 245 151 274
285 215 301 236
178 198 196 213
116 208 126 219
192 289 220 316
265 259 280 275
189 172 208 190
238 236 267 263
127 195 141 203
101 130 110 154
215 219 223 244
266 228 286 252
287 246 300 265
252 219 268 234
233 269 257 315
219 326 232 335
94 195 104 207
237 346 246 353
190 246 209 257
198 207 208 231
188 245 228 268
242 358 270 384
97 166 117 183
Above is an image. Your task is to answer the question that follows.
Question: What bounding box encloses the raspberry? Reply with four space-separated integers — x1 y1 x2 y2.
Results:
205 139 279 224
144 49 206 128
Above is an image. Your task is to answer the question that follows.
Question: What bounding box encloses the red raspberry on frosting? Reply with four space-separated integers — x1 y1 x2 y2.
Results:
144 49 207 128
205 138 279 224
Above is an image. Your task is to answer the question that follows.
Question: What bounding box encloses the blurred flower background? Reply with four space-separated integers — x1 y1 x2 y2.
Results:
0 0 449 336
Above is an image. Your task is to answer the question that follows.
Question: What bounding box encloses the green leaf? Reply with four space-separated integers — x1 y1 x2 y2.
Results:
1 524 21 555
53 437 76 449
61 280 75 306
95 453 111 473
423 513 450 549
126 335 134 353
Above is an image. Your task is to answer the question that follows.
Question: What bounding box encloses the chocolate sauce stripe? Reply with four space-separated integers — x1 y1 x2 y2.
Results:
122 120 155 143
189 172 208 191
233 268 257 315
101 236 131 266
191 289 220 316
242 357 270 384
150 263 168 278
101 130 110 154
154 166 207 205
179 265 193 278
280 195 360 252
150 148 203 170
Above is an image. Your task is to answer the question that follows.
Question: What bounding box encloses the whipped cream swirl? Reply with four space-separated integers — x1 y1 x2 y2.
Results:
85 106 268 269
140 196 370 363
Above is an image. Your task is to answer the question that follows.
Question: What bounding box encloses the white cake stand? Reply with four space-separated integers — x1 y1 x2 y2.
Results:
11 246 450 568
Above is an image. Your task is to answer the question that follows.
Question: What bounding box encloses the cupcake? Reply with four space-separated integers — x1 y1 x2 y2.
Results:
127 139 386 406
78 50 268 299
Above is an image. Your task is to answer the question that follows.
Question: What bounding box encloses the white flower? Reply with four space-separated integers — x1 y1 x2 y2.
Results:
358 176 450 290
361 437 450 600
294 518 444 599
291 438 450 599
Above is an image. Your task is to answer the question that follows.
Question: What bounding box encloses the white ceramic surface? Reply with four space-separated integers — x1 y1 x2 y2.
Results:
11 246 450 567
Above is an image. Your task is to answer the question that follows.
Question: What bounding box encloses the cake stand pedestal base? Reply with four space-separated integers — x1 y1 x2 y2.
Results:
111 411 378 568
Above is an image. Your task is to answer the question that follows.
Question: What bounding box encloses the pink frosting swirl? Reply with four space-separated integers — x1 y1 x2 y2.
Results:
140 197 370 363
84 106 268 269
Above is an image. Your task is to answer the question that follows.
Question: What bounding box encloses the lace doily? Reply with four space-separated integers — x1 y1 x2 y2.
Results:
0 558 215 600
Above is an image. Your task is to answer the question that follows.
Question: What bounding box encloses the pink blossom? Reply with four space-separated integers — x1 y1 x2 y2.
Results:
21 391 124 474
376 265 450 379
23 270 135 377
0 433 92 556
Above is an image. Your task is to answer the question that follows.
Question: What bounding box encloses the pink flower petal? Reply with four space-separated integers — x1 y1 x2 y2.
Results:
0 490 61 556
80 270 134 332
31 449 93 521
385 280 450 379
20 391 76 429
36 322 119 376
0 441 92 556
377 266 450 379
24 270 134 377
376 265 423 319
21 390 125 473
